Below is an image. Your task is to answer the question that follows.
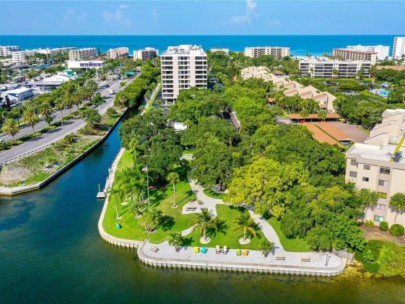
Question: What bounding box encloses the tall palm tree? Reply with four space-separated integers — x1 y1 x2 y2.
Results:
23 108 39 132
168 233 184 252
259 239 274 257
192 208 218 243
234 213 258 242
39 103 54 126
167 172 180 208
2 118 20 139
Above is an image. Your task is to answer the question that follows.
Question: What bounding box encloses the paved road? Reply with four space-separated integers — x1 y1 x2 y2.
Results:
0 78 122 142
0 76 137 165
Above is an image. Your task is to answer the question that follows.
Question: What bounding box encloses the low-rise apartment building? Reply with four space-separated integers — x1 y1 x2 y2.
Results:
67 60 105 69
11 51 26 64
133 47 159 61
346 109 405 226
244 46 290 59
0 45 20 57
161 45 207 103
106 47 129 59
241 66 336 112
333 48 378 64
69 48 97 61
299 58 372 78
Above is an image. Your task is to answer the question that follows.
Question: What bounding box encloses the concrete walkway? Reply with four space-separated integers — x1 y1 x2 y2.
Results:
248 211 284 250
185 180 223 217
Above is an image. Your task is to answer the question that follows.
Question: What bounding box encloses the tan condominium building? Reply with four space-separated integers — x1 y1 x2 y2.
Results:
333 48 378 64
346 109 405 226
133 47 159 61
69 48 97 61
0 45 20 57
299 58 372 78
161 45 207 103
106 47 129 59
244 46 290 59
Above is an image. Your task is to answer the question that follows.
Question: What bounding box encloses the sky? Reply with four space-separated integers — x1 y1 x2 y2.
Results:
0 0 404 35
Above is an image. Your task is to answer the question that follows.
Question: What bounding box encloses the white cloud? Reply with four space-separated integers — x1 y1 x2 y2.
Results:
64 9 87 24
229 0 258 26
103 4 132 25
151 10 159 22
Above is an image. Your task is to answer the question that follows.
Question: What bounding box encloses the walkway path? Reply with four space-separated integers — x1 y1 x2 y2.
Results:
185 180 223 217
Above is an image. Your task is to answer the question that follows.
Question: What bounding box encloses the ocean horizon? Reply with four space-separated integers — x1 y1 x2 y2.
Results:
0 35 403 56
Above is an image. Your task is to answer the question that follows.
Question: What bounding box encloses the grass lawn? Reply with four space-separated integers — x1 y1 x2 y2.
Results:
187 205 264 250
103 151 198 243
203 188 227 200
268 218 311 252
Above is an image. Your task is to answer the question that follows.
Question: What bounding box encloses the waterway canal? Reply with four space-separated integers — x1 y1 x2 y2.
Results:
1 124 404 304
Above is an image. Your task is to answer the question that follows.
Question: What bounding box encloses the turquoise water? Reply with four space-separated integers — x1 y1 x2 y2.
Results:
1 123 405 303
379 89 390 96
0 35 400 56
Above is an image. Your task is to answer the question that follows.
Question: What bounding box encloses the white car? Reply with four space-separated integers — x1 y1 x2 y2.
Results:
109 89 114 95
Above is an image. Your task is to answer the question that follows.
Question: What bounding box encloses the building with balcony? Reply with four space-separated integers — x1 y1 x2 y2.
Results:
107 47 129 59
161 45 207 103
0 45 20 57
67 60 105 69
392 37 405 59
345 45 390 60
11 51 26 64
333 48 378 64
69 48 97 61
299 57 372 78
244 46 290 59
133 47 159 61
346 109 405 226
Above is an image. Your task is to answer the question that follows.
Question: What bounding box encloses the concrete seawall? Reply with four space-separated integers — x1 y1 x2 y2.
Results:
0 110 126 196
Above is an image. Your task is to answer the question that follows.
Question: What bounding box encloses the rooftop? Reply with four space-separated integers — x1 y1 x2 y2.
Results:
347 109 405 164
162 45 206 56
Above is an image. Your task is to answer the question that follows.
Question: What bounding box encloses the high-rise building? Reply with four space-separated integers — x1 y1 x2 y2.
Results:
0 45 20 57
244 46 290 59
346 109 405 226
333 48 378 64
69 48 97 61
346 45 390 60
133 47 159 61
392 37 405 59
106 47 129 59
299 58 372 78
161 45 207 103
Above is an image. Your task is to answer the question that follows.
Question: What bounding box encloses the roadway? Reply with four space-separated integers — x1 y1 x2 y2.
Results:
0 75 138 165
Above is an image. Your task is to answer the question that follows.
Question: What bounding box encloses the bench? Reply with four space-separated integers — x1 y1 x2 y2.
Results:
301 258 311 263
186 207 197 211
276 256 285 261
150 246 159 253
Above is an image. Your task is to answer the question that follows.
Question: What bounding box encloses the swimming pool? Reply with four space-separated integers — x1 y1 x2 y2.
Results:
378 89 390 97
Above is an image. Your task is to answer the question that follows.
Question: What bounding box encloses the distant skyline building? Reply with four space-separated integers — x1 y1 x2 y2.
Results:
299 57 372 78
244 46 290 59
161 45 207 103
133 47 159 61
392 37 405 59
69 48 97 61
333 48 378 64
106 47 129 59
346 109 405 226
210 48 230 54
0 45 20 57
346 45 390 60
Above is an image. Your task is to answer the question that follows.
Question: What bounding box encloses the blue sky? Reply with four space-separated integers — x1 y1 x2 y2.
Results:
0 0 404 35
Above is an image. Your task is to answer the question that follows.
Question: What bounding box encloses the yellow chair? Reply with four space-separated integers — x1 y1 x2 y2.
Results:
243 249 249 256
194 247 200 253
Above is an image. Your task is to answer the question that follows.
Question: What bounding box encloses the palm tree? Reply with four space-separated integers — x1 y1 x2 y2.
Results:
143 208 163 234
192 208 218 244
167 172 180 208
23 108 39 132
111 187 125 220
234 213 258 243
2 118 20 139
118 92 128 107
39 104 54 126
259 239 274 257
390 193 405 222
168 233 184 252
318 110 327 122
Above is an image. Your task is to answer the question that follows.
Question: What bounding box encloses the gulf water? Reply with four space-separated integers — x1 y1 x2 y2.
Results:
1 123 405 304
0 35 401 55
